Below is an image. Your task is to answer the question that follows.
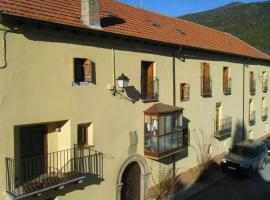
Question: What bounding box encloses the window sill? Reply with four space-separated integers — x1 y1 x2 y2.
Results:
142 99 159 103
72 82 91 87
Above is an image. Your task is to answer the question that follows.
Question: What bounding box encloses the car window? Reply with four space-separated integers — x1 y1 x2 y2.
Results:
253 147 259 157
232 145 255 157
261 144 267 152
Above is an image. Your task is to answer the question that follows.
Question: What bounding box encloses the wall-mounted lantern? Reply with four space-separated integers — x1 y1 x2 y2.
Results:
116 73 130 92
110 73 135 103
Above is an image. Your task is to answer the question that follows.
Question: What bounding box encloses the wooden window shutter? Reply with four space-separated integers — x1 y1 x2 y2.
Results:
181 83 190 101
83 59 93 82
201 63 210 77
183 84 190 100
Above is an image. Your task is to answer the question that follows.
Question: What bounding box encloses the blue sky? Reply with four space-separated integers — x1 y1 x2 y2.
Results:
119 0 268 16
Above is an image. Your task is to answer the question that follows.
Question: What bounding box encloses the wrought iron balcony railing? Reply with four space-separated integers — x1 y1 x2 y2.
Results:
262 107 268 121
201 76 212 97
249 110 256 126
223 77 232 95
214 117 232 139
250 80 256 95
141 77 159 101
263 79 268 93
6 145 103 199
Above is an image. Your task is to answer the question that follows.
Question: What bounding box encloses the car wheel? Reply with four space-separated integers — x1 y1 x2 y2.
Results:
221 165 227 173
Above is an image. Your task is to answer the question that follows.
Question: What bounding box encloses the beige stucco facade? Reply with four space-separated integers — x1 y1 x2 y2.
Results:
1 18 270 200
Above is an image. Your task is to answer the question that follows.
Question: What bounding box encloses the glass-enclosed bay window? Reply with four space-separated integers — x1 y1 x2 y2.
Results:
144 103 185 160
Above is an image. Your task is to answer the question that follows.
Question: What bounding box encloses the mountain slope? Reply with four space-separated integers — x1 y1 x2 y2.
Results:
178 1 270 55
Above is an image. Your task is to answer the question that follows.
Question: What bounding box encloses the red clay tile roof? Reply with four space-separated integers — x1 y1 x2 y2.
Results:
144 103 183 114
1 0 270 61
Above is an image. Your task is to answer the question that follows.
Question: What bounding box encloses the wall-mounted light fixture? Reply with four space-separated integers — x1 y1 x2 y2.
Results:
112 73 130 95
109 73 135 103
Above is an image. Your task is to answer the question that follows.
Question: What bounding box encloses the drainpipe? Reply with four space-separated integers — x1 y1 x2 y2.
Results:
243 63 248 141
172 47 182 186
173 51 176 107
112 48 116 89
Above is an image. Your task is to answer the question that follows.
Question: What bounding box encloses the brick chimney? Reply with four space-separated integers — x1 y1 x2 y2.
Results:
81 0 101 29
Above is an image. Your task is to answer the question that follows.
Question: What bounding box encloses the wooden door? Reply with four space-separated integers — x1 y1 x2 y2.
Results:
141 62 154 99
250 72 254 89
201 63 210 91
121 162 141 200
20 124 47 181
223 67 229 90
141 62 147 98
147 63 154 98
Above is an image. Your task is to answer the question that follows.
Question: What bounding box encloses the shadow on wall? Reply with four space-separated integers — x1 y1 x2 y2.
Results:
231 120 248 146
91 61 97 85
23 174 104 200
125 86 141 103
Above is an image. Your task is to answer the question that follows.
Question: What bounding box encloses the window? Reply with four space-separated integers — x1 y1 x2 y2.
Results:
77 123 93 147
144 103 186 160
214 102 232 138
249 98 256 125
201 62 212 97
180 83 190 101
249 71 255 95
223 67 231 95
262 97 267 121
73 58 94 85
262 71 268 93
141 61 159 101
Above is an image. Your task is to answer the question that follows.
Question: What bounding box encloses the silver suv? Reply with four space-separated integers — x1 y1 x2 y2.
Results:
221 139 268 176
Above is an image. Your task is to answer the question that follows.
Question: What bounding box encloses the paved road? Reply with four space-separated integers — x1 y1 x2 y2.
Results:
188 162 270 200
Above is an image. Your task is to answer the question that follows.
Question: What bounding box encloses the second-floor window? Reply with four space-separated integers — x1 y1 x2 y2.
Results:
223 67 231 95
249 71 255 95
262 71 268 93
180 83 190 101
73 58 94 85
201 62 212 97
141 61 159 101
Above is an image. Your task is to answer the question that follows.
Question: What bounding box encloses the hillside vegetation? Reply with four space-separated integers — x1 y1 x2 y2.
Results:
178 1 270 55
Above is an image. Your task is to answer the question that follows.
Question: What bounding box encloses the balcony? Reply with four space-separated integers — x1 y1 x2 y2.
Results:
214 117 232 139
6 145 103 199
250 80 256 95
145 128 188 159
144 103 187 160
262 107 268 121
263 79 268 93
141 77 159 102
201 76 212 97
249 110 256 126
223 77 232 95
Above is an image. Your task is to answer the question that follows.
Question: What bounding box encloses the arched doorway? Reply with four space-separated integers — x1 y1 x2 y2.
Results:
121 162 141 200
